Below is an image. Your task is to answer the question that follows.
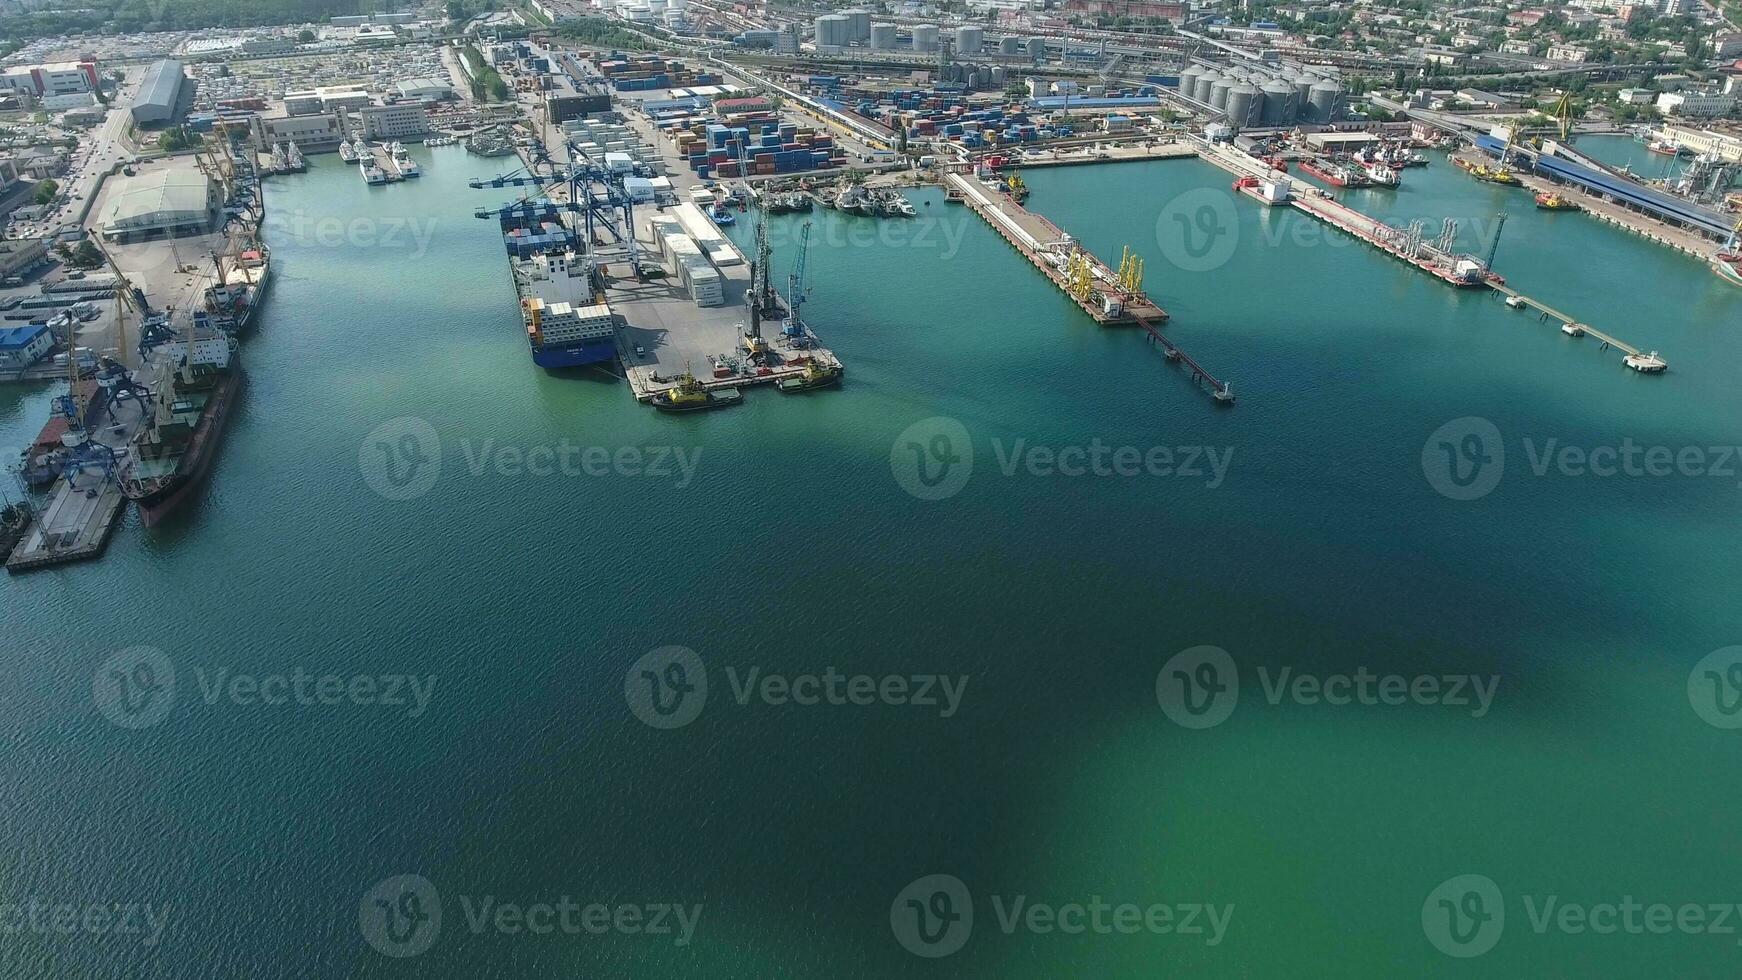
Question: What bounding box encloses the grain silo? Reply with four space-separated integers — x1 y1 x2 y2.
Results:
1309 79 1342 122
1193 70 1220 104
1226 82 1260 127
1260 79 1294 125
1177 65 1202 101
1209 76 1233 112
955 25 983 55
912 24 939 52
870 23 898 50
1026 37 1044 61
1291 72 1316 117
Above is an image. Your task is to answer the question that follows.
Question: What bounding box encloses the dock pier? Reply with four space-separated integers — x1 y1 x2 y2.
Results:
945 171 1234 403
1192 138 1664 371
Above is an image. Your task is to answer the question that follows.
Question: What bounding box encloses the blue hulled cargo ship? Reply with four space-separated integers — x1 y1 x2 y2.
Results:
513 250 618 369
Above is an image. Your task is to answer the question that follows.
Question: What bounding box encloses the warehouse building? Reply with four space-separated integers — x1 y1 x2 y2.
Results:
131 59 191 127
98 171 219 243
392 78 454 102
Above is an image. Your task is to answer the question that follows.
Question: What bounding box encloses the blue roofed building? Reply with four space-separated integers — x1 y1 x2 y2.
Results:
0 324 53 369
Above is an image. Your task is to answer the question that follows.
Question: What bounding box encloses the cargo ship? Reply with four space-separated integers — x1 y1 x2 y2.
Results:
512 250 618 368
120 335 243 527
196 244 271 336
1300 159 1369 188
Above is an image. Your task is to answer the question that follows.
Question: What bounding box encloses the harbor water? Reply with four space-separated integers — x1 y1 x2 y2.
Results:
3 145 1741 977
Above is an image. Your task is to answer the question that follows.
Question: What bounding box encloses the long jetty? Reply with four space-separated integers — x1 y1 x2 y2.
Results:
1191 137 1664 371
945 171 1233 403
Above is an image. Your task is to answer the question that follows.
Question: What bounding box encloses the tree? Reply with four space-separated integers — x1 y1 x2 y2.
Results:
297 29 315 42
71 240 102 268
33 180 58 205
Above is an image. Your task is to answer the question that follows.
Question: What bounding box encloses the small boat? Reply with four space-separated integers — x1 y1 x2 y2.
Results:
1505 295 1527 309
1561 322 1586 337
1623 350 1667 373
710 205 736 226
777 360 842 393
1535 192 1577 210
651 369 743 412
338 141 358 163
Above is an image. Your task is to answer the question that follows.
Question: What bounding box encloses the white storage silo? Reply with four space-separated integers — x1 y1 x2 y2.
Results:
842 8 872 43
955 25 983 55
912 24 939 52
1226 82 1260 127
870 23 898 50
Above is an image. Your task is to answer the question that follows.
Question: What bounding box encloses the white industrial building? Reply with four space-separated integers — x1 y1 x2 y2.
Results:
392 78 454 102
1656 91 1736 118
359 103 431 140
99 171 219 243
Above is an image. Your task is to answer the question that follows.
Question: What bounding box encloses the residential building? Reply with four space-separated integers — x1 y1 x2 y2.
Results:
1546 44 1591 62
1617 87 1656 104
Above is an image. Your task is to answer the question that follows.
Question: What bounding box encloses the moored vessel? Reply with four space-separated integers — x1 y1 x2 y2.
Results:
1535 192 1578 210
120 335 244 527
651 368 742 412
776 359 842 392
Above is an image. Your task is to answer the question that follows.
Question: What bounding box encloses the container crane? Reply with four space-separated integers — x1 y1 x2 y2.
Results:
783 222 813 346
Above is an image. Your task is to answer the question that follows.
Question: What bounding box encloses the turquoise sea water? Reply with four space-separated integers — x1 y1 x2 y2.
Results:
2 143 1741 977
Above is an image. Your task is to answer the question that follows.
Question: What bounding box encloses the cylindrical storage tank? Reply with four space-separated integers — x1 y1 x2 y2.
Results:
1292 72 1315 114
1192 70 1219 104
842 8 872 42
1309 79 1342 122
814 14 848 47
912 24 939 51
1000 36 1022 56
955 25 983 55
1177 65 1202 99
1209 77 1233 112
1226 83 1260 127
991 65 1007 84
1026 37 1044 61
870 23 898 49
1260 79 1293 125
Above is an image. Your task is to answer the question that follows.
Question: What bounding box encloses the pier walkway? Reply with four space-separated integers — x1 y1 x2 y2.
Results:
946 171 1234 403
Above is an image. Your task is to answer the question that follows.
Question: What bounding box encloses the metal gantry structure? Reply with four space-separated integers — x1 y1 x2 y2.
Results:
470 135 639 270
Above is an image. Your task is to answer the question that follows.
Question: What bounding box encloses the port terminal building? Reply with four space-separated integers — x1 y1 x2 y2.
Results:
98 171 219 243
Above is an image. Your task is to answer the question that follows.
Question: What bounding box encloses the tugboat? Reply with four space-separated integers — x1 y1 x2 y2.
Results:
650 368 743 412
1535 191 1578 211
776 359 842 393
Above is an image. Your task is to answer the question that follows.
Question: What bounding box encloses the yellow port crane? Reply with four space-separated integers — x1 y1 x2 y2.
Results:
1117 246 1144 296
1065 250 1094 302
